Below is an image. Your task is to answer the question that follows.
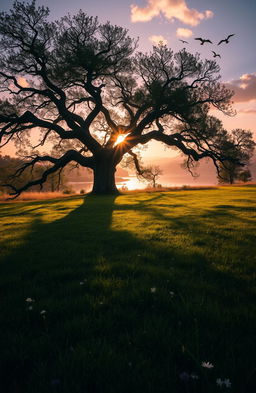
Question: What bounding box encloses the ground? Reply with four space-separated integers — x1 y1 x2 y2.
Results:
0 186 255 393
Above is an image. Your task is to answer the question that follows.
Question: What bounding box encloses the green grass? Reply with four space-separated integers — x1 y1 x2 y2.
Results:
0 186 255 393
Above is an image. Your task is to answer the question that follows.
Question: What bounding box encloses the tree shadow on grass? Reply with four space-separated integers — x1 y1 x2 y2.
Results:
0 194 255 393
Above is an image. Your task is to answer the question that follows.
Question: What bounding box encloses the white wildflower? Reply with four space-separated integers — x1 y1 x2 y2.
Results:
224 379 231 388
25 298 34 303
169 291 175 297
216 378 223 387
40 310 46 315
150 287 156 293
201 361 214 369
216 378 232 388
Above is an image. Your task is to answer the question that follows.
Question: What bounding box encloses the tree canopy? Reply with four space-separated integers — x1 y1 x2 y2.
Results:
217 129 254 184
0 1 255 196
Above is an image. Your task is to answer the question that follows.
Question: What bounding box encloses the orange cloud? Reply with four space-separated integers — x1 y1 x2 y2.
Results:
176 28 193 38
226 73 256 102
17 77 29 88
131 0 213 26
238 108 256 114
149 35 168 45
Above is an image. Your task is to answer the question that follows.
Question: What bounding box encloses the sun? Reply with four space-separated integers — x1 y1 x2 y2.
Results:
115 134 127 146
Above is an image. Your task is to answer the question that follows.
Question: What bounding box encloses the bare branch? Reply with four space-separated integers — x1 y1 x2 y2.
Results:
2 150 94 198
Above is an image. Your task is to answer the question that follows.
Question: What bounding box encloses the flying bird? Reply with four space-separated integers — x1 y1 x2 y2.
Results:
194 37 213 45
179 39 188 44
217 34 235 45
212 50 221 58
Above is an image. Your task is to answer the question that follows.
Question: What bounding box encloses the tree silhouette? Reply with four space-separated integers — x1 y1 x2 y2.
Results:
238 169 252 183
138 165 163 188
217 129 254 184
0 1 254 196
0 154 67 193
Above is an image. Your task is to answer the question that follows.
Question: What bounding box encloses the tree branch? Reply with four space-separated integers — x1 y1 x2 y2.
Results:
2 150 94 198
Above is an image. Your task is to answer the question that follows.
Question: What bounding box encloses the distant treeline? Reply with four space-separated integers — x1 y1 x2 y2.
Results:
0 155 130 194
0 155 69 193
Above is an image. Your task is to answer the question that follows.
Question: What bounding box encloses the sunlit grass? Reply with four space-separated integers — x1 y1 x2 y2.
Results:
0 191 69 201
0 186 255 393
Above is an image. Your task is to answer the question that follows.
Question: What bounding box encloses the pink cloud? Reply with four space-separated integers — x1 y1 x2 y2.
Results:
149 35 168 45
226 73 256 102
238 108 256 115
176 28 193 38
17 77 29 87
131 0 213 26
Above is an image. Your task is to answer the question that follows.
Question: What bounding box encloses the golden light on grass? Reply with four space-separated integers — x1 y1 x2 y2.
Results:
0 191 69 202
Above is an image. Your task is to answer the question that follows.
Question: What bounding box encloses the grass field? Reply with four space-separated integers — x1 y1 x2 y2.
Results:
0 186 255 393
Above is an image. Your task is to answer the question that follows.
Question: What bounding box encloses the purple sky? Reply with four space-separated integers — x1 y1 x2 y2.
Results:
1 0 256 159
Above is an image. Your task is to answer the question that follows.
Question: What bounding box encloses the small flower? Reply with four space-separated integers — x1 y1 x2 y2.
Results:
79 282 84 285
179 372 190 381
169 291 175 297
25 298 34 303
150 287 156 293
224 379 231 388
216 378 223 387
40 310 46 315
201 361 214 369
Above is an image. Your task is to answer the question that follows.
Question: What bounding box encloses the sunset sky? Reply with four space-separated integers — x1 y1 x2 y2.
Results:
1 0 256 161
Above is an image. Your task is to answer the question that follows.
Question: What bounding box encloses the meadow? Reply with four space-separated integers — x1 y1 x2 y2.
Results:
0 186 255 393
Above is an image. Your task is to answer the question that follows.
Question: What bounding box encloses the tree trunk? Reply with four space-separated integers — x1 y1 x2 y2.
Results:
91 159 119 194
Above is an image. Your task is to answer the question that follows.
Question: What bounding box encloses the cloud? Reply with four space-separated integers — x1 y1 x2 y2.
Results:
226 73 256 102
205 10 214 19
17 77 29 88
176 28 193 38
238 108 256 115
149 35 168 45
8 76 29 91
131 0 213 26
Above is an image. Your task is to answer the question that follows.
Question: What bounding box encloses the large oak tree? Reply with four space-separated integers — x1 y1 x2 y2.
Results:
0 1 254 196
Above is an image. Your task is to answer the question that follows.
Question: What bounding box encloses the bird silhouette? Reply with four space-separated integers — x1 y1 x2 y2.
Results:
217 34 235 45
212 50 221 58
194 37 213 45
179 39 188 44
